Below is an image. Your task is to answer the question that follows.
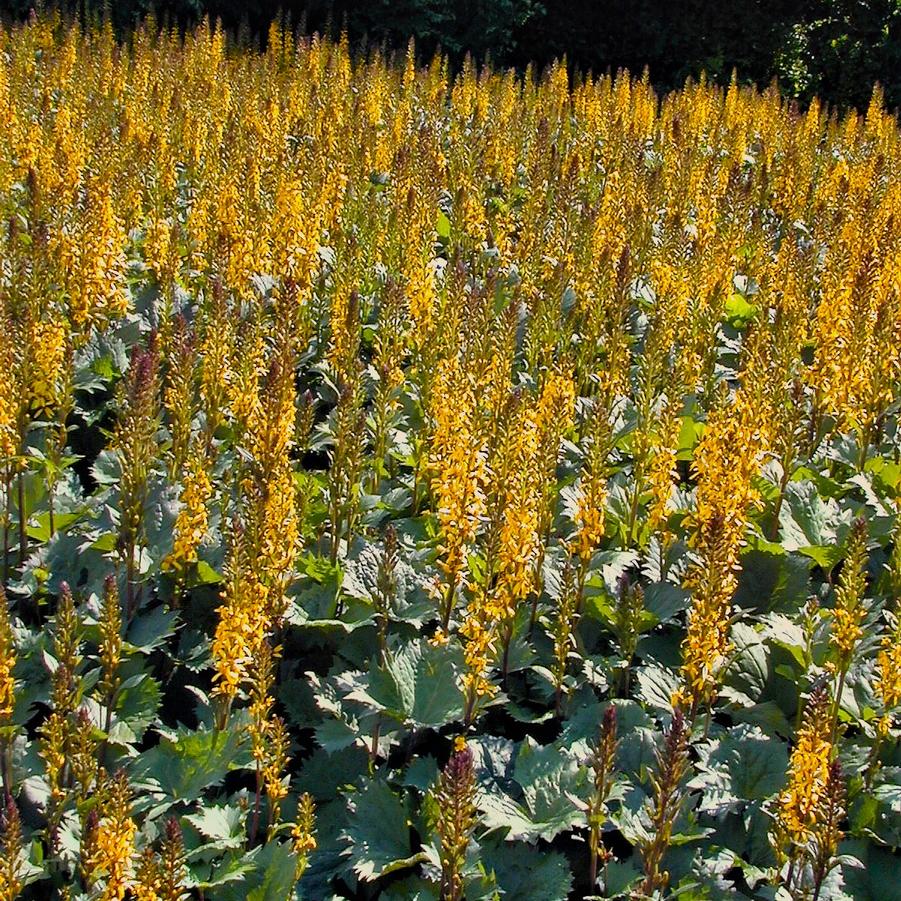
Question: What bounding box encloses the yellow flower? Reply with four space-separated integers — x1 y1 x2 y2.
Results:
26 316 67 419
429 357 487 623
212 527 264 703
875 615 901 714
0 321 18 461
678 374 769 711
676 513 737 710
0 589 15 722
85 771 137 901
292 793 317 880
829 518 869 667
771 686 833 855
162 450 213 573
62 178 129 330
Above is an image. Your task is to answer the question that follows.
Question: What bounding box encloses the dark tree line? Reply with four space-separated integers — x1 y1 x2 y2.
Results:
3 0 901 111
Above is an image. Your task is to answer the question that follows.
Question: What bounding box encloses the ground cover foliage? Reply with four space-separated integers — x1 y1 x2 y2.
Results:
1 15 901 900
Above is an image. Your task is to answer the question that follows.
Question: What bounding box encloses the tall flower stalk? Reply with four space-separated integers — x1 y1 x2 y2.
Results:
770 685 834 893
113 340 160 619
829 517 869 741
638 709 689 896
588 706 618 891
433 738 478 901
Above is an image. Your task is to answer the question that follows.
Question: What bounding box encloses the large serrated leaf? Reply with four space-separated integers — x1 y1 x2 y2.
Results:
725 622 769 700
184 804 245 843
214 840 298 901
341 780 414 881
347 639 465 727
483 841 572 901
134 723 246 801
779 480 850 567
478 740 585 843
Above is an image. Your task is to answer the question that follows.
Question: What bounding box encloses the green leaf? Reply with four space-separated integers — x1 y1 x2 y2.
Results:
866 456 901 496
850 792 879 835
712 729 789 801
725 623 769 700
127 607 179 652
603 859 642 897
246 841 298 901
723 292 759 327
478 740 585 843
314 716 360 753
341 780 413 881
477 789 541 842
799 544 845 571
402 756 440 792
26 511 83 543
135 723 245 801
778 480 848 568
214 841 298 901
483 841 572 901
184 805 246 844
731 701 793 737
643 582 689 624
762 613 808 669
193 560 223 585
635 664 680 711
91 352 116 381
296 746 370 802
114 673 161 738
676 416 704 461
737 542 810 613
91 532 118 553
514 739 585 841
193 849 258 889
348 639 465 728
436 210 451 239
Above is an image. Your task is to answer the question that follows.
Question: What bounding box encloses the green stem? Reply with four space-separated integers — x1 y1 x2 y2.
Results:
250 765 262 847
626 473 642 547
411 443 423 517
858 422 872 472
588 826 598 889
48 477 55 538
125 540 136 620
441 579 456 632
769 457 792 541
370 717 381 767
2 468 9 589
830 667 847 748
17 470 25 567
500 620 514 685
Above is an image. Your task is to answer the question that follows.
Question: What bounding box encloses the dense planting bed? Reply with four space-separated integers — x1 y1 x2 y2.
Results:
0 16 900 900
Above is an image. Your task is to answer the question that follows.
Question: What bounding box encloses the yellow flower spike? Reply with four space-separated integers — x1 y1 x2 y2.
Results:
678 372 770 712
292 793 317 881
162 447 213 575
25 316 67 419
0 589 15 724
0 794 24 901
771 686 833 862
429 357 487 628
830 517 869 669
84 770 137 901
